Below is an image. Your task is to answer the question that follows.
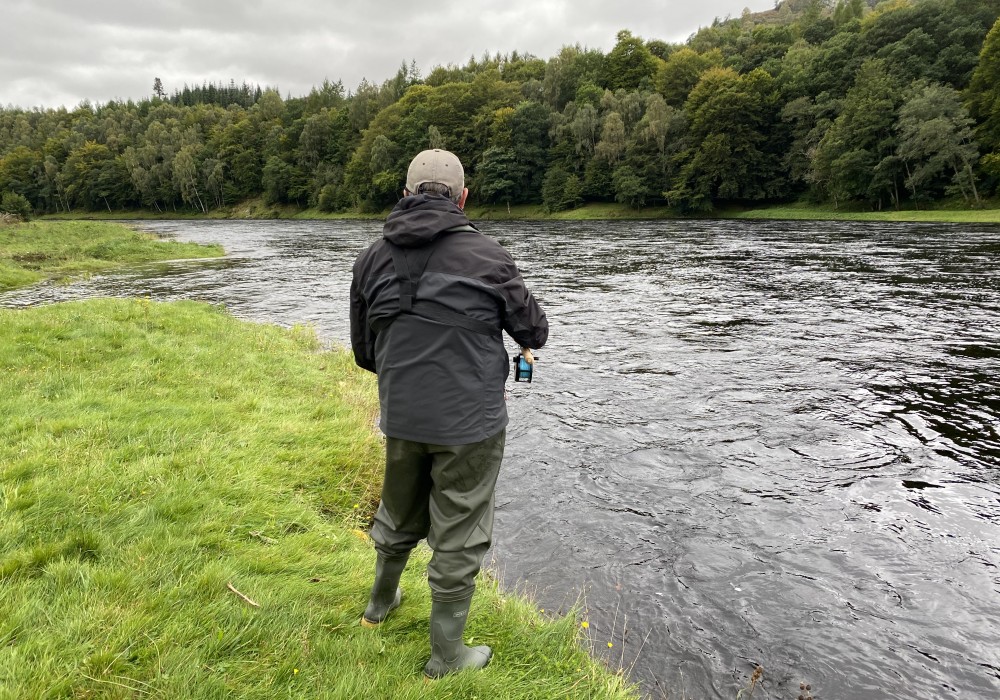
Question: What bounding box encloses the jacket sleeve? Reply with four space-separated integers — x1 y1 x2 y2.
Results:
498 258 548 350
350 259 377 373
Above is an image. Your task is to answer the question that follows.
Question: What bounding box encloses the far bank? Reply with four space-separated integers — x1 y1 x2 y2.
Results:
38 197 1000 225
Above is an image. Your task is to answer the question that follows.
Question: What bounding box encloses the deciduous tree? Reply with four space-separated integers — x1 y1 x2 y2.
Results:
810 60 904 208
897 82 980 204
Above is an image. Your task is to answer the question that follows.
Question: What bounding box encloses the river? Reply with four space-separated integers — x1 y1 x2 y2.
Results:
3 219 999 699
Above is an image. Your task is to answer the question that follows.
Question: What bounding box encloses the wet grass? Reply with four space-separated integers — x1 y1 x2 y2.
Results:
0 299 638 700
0 220 223 292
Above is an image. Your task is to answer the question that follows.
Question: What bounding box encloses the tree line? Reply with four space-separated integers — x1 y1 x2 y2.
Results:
2 0 999 218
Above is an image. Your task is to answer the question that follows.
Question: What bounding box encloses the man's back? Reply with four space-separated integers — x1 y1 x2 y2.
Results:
350 194 547 444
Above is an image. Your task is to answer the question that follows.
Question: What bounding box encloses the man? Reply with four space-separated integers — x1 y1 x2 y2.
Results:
349 149 548 678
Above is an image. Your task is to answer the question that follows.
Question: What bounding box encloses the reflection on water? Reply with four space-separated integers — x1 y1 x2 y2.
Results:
4 218 999 699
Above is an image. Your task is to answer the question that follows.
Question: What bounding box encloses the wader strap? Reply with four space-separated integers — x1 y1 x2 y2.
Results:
379 240 500 337
390 243 435 313
408 299 499 336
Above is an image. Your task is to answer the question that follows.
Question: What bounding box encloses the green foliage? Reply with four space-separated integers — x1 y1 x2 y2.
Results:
981 152 1000 184
542 166 586 212
860 0 994 88
604 30 660 92
0 146 43 204
317 183 341 212
582 158 614 201
575 81 604 107
781 94 838 191
834 0 867 27
655 48 723 107
668 68 786 211
896 82 980 202
2 0 999 215
62 141 131 212
474 146 522 204
0 191 32 221
732 24 797 74
262 156 295 205
541 166 569 212
562 173 584 209
612 165 650 208
369 170 403 209
507 101 551 202
967 16 1000 163
594 112 626 166
169 80 267 108
543 46 607 110
811 59 905 207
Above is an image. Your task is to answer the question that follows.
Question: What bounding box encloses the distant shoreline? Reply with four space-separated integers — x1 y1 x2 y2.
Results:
38 198 1000 225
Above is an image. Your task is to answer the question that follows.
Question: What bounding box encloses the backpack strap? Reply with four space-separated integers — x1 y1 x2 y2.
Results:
389 242 434 313
376 238 500 337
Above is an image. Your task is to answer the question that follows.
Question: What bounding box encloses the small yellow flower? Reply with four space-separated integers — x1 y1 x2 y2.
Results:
353 503 359 509
581 621 589 629
607 642 613 648
293 668 299 675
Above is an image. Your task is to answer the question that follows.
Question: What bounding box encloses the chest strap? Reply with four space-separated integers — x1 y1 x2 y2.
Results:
374 236 500 337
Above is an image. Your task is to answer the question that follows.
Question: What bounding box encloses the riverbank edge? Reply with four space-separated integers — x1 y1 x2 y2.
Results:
38 197 1000 224
0 298 638 699
0 219 225 292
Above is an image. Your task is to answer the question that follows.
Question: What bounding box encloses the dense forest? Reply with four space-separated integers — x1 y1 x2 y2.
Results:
2 0 1000 218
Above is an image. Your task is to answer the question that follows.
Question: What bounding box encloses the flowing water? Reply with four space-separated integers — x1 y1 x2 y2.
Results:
3 219 999 699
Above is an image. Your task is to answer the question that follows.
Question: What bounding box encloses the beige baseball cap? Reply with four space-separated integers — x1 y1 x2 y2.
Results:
405 149 464 198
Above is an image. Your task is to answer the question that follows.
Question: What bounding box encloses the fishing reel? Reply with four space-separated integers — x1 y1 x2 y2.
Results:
512 349 536 383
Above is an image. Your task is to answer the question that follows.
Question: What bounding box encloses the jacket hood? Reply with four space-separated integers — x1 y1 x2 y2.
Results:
382 194 474 248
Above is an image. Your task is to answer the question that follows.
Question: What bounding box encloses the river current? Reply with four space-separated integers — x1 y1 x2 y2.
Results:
3 219 999 699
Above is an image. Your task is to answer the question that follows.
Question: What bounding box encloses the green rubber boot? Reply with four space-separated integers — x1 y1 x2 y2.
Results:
423 598 492 678
360 554 407 627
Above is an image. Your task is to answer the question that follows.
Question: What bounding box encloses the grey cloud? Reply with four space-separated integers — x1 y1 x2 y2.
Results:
2 0 774 109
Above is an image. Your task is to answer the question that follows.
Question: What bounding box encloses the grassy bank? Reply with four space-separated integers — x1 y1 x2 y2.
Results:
39 199 384 223
38 196 1000 224
722 201 1000 223
36 200 684 222
0 299 637 700
0 220 224 292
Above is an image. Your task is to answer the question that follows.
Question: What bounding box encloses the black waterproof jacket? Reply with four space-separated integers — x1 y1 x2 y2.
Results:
350 194 548 444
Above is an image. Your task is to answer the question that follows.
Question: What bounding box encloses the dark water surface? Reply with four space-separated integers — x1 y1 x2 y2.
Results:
4 219 999 699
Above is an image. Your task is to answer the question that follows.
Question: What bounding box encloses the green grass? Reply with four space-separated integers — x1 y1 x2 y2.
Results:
0 299 637 700
0 220 224 292
465 202 678 221
721 200 1000 223
41 210 228 221
469 200 1000 222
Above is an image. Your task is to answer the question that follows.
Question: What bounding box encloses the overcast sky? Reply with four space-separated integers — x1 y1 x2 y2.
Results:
1 1 775 110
